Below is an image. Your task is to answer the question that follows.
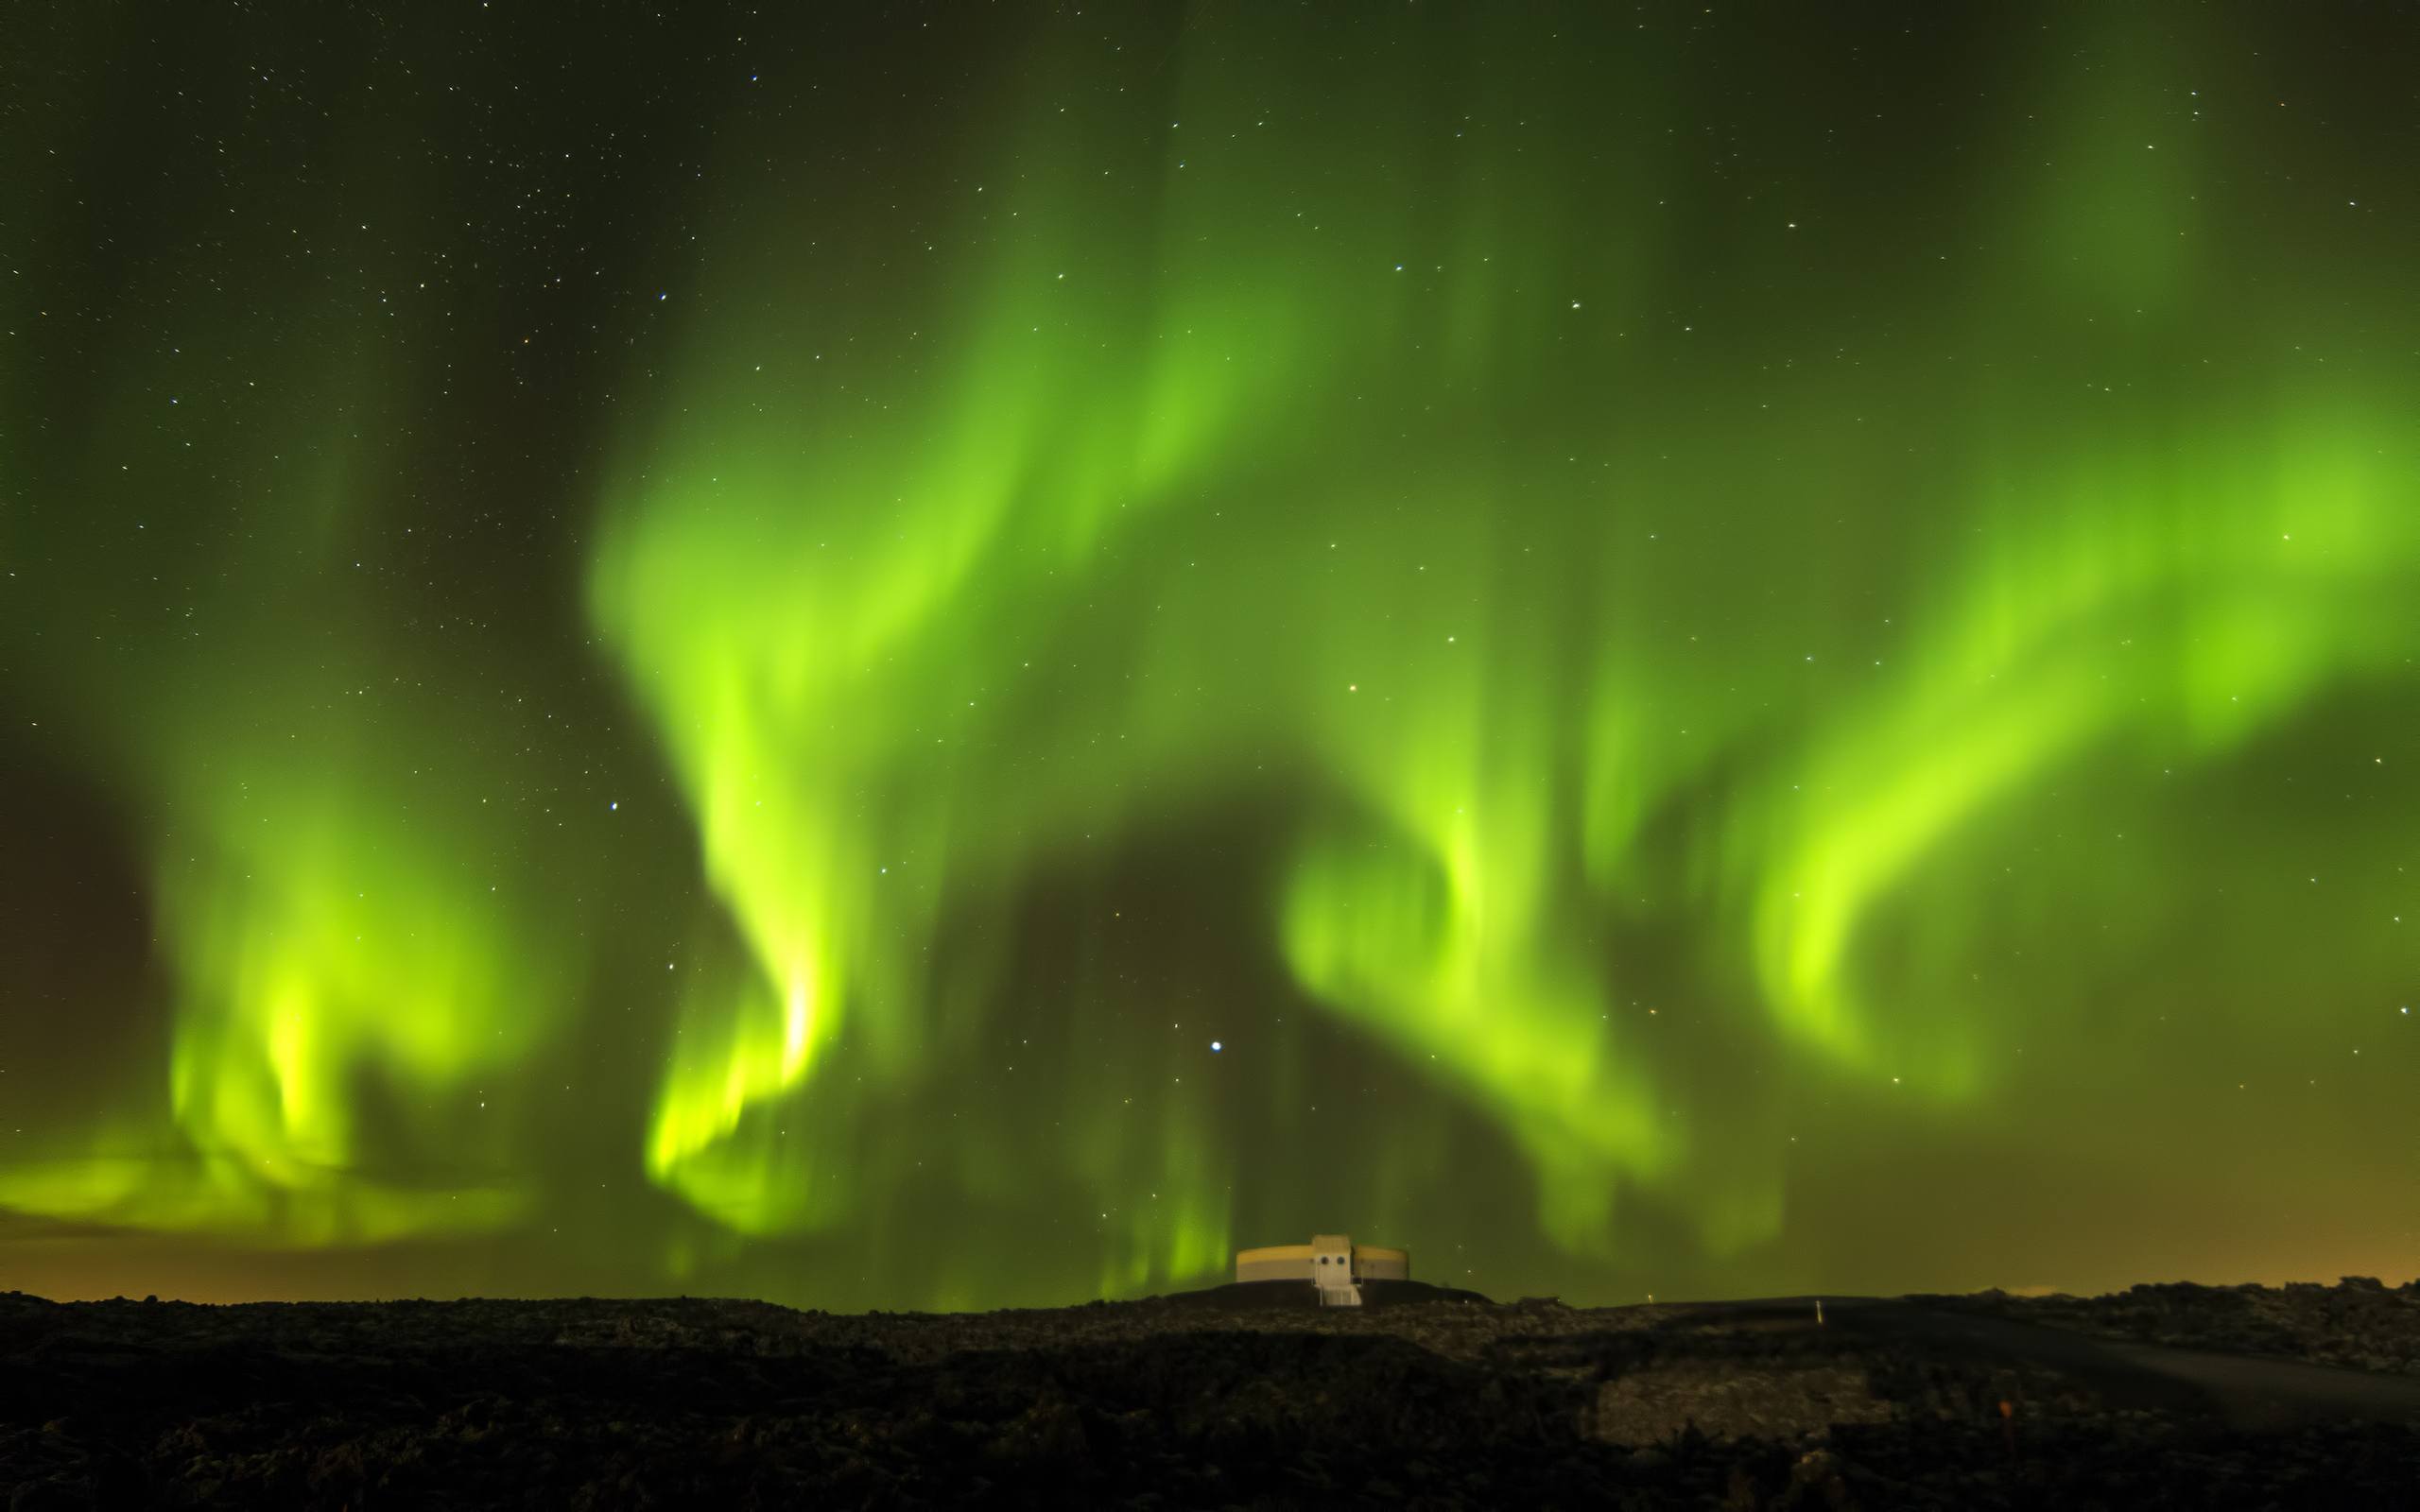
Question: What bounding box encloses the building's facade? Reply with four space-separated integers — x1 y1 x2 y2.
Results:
1233 1233 1409 1307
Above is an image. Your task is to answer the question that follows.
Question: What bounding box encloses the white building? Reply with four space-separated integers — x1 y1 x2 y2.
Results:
1234 1233 1409 1307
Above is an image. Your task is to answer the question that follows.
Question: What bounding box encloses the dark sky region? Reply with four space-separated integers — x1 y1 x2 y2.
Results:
3 2 2417 1312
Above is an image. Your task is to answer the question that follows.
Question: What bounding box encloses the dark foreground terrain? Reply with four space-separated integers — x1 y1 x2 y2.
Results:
6 1279 2420 1510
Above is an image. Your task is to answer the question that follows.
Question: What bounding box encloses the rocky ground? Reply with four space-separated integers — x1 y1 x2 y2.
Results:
4 1281 2418 1509
1924 1276 2420 1378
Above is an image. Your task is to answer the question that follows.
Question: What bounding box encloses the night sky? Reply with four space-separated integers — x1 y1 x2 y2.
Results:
5 3 2418 1311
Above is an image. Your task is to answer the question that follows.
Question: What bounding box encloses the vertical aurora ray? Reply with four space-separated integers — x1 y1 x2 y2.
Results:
584 33 1334 1263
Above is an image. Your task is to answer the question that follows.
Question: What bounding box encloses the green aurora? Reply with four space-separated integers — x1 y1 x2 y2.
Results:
3 4 2416 1308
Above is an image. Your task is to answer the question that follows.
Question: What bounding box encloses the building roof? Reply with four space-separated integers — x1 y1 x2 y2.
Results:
1234 1242 1409 1264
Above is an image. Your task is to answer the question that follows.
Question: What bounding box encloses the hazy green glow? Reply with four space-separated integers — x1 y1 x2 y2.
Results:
7 5 2419 1308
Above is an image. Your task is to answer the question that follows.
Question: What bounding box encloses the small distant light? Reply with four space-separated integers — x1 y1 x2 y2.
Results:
610 801 618 810
1210 1040 1222 1052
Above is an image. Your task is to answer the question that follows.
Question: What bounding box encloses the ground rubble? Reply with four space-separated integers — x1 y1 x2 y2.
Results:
3 1282 2417 1509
